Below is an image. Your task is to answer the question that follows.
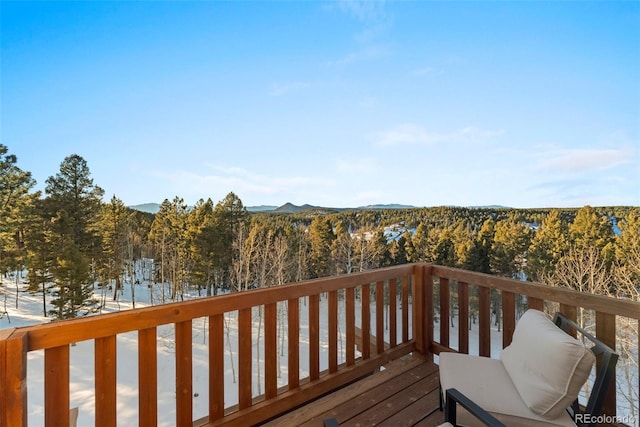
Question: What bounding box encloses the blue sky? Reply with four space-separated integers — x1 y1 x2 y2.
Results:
2 1 639 208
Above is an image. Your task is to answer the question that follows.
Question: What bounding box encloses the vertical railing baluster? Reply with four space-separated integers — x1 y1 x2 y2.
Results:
596 311 617 416
458 281 469 354
424 267 434 360
440 277 450 349
288 298 300 389
265 303 277 399
328 291 338 373
376 281 385 354
209 315 224 421
502 291 516 348
559 304 577 337
95 336 117 427
413 269 422 351
45 344 69 427
139 327 157 427
402 275 410 344
479 286 491 357
176 320 193 426
389 278 397 348
527 296 544 311
345 288 355 365
309 294 320 380
238 309 252 410
361 284 371 359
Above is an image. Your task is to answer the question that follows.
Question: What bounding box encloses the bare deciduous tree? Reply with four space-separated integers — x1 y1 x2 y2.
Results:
542 246 612 330
544 245 639 420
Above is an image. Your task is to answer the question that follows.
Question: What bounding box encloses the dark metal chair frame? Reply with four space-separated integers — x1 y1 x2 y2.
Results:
553 312 619 427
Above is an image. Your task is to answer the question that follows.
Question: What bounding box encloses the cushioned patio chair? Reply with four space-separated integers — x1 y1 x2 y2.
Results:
439 309 618 427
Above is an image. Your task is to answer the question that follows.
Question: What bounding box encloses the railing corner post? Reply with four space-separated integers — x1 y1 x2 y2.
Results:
595 311 617 417
3 329 28 427
421 265 434 361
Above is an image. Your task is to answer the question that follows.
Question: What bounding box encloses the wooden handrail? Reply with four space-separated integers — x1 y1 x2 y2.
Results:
430 265 640 319
22 264 415 352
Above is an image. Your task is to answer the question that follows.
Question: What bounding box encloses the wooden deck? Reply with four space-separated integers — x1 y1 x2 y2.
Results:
264 354 444 427
3 263 637 427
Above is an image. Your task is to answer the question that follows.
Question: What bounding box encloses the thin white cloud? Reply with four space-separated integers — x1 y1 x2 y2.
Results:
373 124 505 147
159 166 334 201
540 146 635 173
527 174 637 208
374 123 434 146
335 0 387 22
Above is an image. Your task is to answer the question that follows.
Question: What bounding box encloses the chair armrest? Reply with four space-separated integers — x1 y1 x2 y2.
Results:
444 388 506 427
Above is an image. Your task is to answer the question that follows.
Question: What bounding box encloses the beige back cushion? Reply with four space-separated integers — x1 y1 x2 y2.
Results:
500 309 595 419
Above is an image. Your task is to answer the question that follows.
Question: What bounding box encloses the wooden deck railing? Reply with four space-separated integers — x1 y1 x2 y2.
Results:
423 264 640 418
1 263 638 426
1 264 419 427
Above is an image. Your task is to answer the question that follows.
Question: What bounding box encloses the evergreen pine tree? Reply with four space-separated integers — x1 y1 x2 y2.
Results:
614 209 640 266
526 210 569 281
491 217 531 278
186 198 217 295
569 205 615 264
25 198 54 316
149 197 188 301
410 222 429 262
210 193 249 293
96 196 130 302
44 154 103 319
308 216 335 278
0 144 37 313
0 145 36 257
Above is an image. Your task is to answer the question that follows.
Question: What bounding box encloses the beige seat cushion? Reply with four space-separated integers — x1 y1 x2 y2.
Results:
501 309 595 419
439 352 576 427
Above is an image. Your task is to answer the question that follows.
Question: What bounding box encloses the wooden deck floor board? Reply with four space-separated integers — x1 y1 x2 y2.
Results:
328 363 437 425
264 354 429 427
263 354 443 427
378 388 441 427
341 371 440 426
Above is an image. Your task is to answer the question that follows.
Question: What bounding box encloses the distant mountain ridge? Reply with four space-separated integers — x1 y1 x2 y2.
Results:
128 203 161 214
128 202 417 214
274 203 320 213
272 202 418 212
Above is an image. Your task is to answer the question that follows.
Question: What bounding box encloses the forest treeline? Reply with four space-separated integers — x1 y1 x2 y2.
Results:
1 145 639 320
